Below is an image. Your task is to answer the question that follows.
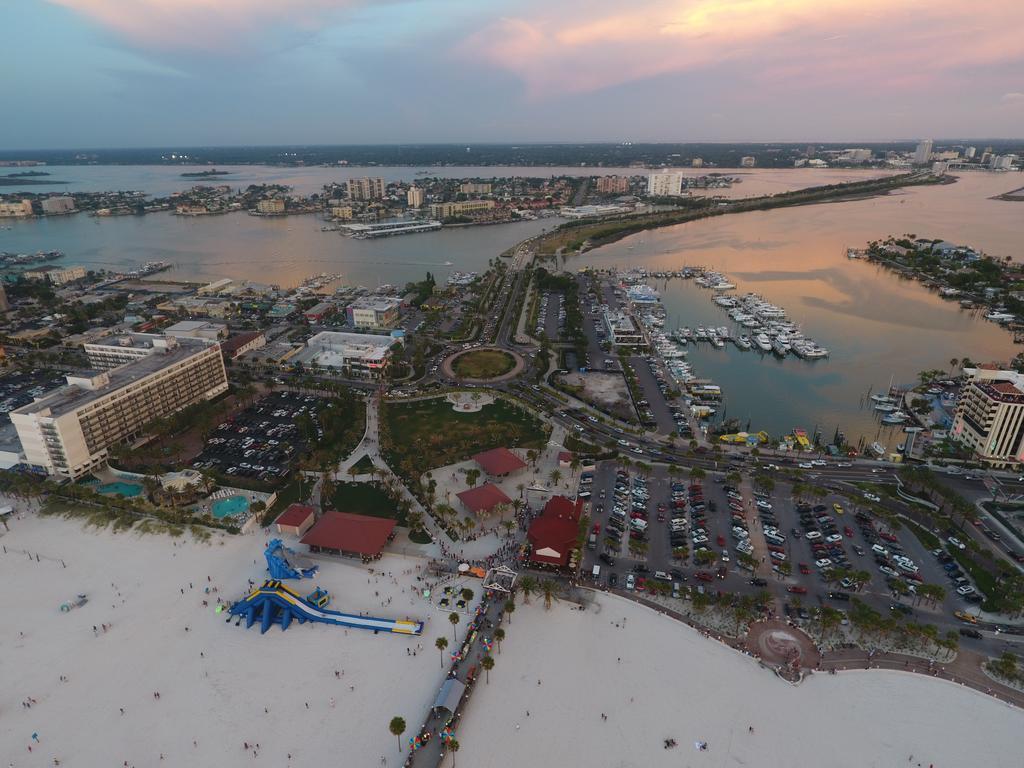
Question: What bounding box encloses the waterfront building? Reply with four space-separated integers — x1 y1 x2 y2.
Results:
330 205 354 220
255 198 286 215
0 199 33 217
646 172 684 197
406 187 424 208
602 309 646 348
345 296 402 329
304 301 336 323
40 196 76 215
23 266 86 285
347 177 385 201
302 331 398 379
428 200 495 218
740 156 756 167
965 146 977 159
952 367 1024 468
11 336 228 478
459 182 492 195
560 204 631 219
914 139 933 165
84 332 187 369
691 158 704 168
990 155 1015 170
340 220 442 238
595 175 629 194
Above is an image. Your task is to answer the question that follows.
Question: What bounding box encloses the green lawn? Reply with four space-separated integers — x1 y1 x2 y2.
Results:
380 396 548 483
349 455 376 476
330 481 401 523
451 349 516 379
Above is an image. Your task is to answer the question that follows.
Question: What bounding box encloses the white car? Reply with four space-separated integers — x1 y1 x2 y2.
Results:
825 534 843 544
798 462 814 469
879 565 900 578
863 493 881 502
948 536 967 550
956 585 976 596
625 574 636 591
815 558 833 569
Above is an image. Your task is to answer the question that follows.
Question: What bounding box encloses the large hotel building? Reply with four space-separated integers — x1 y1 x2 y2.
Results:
11 334 228 479
952 366 1024 468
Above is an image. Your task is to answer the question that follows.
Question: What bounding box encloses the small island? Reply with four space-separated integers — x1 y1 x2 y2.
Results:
180 168 231 178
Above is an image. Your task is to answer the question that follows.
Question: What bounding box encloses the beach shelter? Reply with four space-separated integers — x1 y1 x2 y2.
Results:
431 678 466 717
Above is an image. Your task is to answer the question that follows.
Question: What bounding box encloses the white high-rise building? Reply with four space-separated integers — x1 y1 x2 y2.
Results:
965 146 977 159
647 172 684 197
952 367 1024 468
407 186 424 208
913 139 933 165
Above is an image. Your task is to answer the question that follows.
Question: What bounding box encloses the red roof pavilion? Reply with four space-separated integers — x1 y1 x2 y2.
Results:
301 511 396 557
472 447 527 476
456 483 512 514
527 496 583 568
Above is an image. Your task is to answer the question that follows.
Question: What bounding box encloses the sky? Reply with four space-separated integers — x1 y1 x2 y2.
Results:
3 0 1024 149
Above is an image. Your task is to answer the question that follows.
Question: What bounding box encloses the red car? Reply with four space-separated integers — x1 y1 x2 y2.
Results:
787 585 808 594
799 563 811 575
879 531 898 543
592 523 601 535
844 526 854 538
695 571 714 582
716 534 726 547
635 577 647 592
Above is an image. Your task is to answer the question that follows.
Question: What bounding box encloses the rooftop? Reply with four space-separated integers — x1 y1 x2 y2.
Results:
348 296 402 311
306 331 398 363
456 483 511 513
85 332 180 352
12 336 217 419
472 447 527 476
275 503 316 528
300 511 396 555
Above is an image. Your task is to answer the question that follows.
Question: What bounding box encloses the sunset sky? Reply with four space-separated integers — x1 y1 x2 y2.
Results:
5 0 1023 148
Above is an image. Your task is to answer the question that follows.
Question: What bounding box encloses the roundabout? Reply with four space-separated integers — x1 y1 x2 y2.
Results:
443 347 523 382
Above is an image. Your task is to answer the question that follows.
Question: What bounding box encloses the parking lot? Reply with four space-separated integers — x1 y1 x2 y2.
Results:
191 390 327 483
578 461 975 625
0 370 68 422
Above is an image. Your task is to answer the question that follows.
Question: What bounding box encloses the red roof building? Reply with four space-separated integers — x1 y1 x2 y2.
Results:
527 495 583 568
301 511 396 558
456 483 512 515
472 447 527 476
274 503 316 536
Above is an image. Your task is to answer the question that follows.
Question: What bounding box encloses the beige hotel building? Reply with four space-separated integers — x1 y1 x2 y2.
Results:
11 335 228 478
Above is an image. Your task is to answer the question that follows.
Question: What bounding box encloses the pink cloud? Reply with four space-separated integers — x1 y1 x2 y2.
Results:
46 0 362 51
458 0 1024 98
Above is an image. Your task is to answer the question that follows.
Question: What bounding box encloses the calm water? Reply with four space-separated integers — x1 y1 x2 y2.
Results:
3 166 1021 442
567 172 1024 444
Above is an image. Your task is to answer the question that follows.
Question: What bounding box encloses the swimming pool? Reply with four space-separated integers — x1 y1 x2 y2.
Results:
96 481 143 498
212 495 250 519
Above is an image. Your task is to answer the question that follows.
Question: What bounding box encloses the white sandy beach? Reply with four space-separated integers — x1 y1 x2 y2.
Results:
454 592 1023 768
0 512 472 767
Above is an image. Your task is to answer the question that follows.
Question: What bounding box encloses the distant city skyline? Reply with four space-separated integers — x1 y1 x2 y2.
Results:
5 0 1024 150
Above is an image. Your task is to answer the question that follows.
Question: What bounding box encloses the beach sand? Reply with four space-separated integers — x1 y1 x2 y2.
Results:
1 513 466 767
454 592 1023 768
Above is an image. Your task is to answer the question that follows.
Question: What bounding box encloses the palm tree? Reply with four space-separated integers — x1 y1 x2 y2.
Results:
690 466 706 481
389 716 406 753
540 579 561 610
461 587 474 603
448 738 460 767
549 469 562 487
435 636 448 667
949 358 959 374
517 575 537 604
448 611 460 641
481 653 495 683
504 599 515 624
494 628 505 654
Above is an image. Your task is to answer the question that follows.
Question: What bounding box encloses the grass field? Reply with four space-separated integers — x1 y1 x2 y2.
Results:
380 396 547 482
329 481 401 523
451 349 516 379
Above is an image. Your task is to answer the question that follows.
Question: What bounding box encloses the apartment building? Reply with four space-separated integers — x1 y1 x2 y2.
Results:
11 336 228 478
428 200 495 219
347 177 385 201
84 332 184 370
458 182 492 195
406 187 425 208
595 176 629 194
0 199 33 217
740 156 756 168
23 266 86 285
346 296 402 329
40 196 76 215
646 172 684 197
952 367 1024 467
255 198 286 215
